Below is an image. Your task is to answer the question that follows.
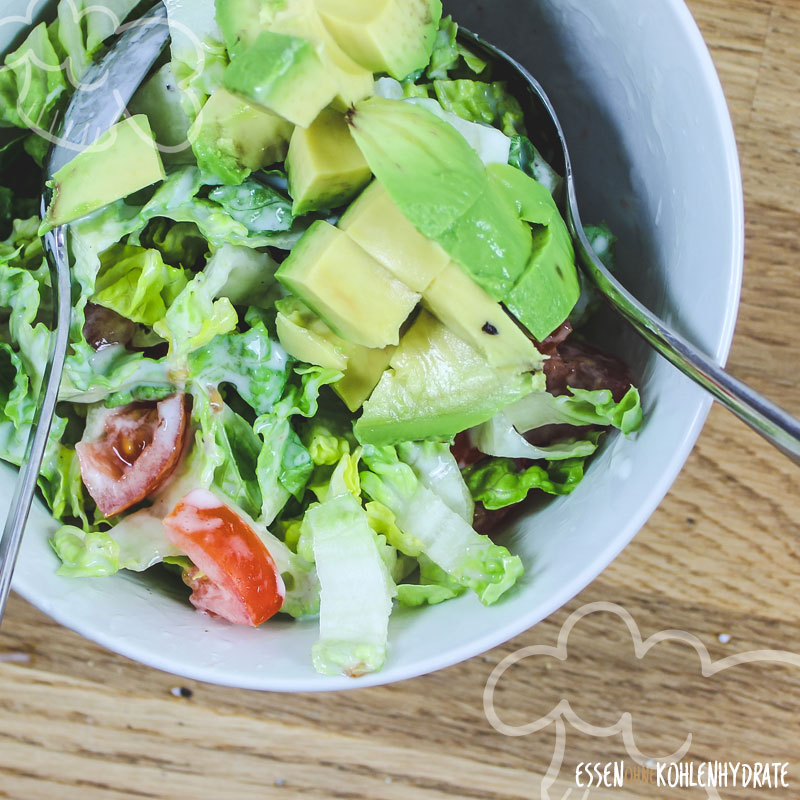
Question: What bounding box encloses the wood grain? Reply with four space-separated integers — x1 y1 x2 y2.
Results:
2 2 800 798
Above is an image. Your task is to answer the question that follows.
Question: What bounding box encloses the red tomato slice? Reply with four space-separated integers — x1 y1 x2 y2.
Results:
163 489 286 627
76 394 190 518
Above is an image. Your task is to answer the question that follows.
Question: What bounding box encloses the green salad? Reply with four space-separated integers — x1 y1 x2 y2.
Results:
0 0 642 677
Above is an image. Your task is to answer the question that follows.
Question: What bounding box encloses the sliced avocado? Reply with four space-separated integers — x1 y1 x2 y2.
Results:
423 263 544 371
43 115 165 230
435 178 532 299
276 296 394 411
286 108 371 215
270 0 374 110
128 64 193 166
316 0 442 80
347 98 532 299
191 88 294 184
355 311 535 446
223 30 337 128
276 221 420 349
487 162 581 341
486 161 558 226
504 225 581 341
339 181 449 292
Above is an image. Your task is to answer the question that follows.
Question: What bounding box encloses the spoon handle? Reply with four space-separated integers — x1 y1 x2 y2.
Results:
569 209 800 464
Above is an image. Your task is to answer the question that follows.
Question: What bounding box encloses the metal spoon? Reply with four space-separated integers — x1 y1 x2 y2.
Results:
0 3 170 623
459 28 800 465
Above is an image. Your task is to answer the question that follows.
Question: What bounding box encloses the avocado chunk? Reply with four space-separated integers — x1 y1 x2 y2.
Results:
347 98 532 300
355 311 536 446
316 0 442 80
216 0 272 54
276 221 420 349
423 263 544 371
191 88 294 184
276 296 394 411
338 181 449 292
335 343 395 412
223 30 337 128
270 0 374 110
286 109 371 215
43 115 165 230
504 224 581 341
276 295 349 370
487 161 560 226
486 162 581 340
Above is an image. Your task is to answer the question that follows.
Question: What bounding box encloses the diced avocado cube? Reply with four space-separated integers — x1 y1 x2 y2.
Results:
270 0 374 110
339 181 449 292
191 88 294 185
335 343 395 412
276 296 349 371
43 115 165 230
504 224 581 341
276 221 420 349
423 263 544 371
223 31 337 128
316 0 442 80
355 311 535 446
286 109 371 215
216 0 271 54
275 296 394 411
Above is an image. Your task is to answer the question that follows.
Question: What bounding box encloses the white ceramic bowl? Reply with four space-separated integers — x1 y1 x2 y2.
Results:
2 0 743 690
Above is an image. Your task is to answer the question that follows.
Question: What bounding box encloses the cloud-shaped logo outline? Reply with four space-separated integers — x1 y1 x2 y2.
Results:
483 601 800 800
0 3 206 156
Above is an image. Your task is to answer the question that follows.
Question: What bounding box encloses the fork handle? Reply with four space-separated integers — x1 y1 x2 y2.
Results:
0 222 72 622
569 209 800 465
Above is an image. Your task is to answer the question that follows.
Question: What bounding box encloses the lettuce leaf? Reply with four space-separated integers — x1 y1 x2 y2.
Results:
361 445 523 604
396 554 466 607
508 135 564 198
92 244 189 326
254 366 343 524
504 386 644 436
208 180 294 233
470 410 603 461
397 441 474 522
433 80 525 137
188 321 290 415
303 470 396 677
51 526 119 578
426 16 487 80
463 457 588 510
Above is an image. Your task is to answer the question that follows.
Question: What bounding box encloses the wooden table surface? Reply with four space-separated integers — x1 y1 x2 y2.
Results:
2 2 800 798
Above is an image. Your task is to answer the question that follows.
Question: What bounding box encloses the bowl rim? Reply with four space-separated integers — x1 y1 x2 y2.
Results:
11 0 744 692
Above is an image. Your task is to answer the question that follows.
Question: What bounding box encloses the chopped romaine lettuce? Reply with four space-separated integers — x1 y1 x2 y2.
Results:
463 457 588 510
434 79 525 137
361 445 523 604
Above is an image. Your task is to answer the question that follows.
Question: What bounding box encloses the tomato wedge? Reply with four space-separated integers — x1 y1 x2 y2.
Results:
163 489 285 627
76 394 190 518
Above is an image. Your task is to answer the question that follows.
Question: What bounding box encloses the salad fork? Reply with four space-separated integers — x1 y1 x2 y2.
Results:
0 3 171 623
